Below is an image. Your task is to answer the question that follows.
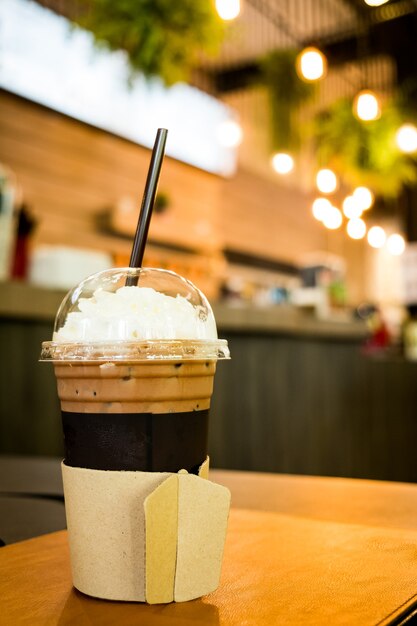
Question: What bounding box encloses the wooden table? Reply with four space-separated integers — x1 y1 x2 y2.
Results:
2 470 417 625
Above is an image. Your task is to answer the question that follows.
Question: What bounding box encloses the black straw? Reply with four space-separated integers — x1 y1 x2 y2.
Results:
126 128 168 286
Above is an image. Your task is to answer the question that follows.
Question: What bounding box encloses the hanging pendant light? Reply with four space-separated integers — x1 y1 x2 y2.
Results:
215 0 240 21
343 196 363 219
353 89 381 121
312 198 333 221
353 186 374 210
387 233 405 256
316 168 338 194
217 119 243 147
271 153 294 175
347 218 367 240
367 226 386 248
396 124 417 154
296 47 327 82
323 206 343 230
364 0 389 6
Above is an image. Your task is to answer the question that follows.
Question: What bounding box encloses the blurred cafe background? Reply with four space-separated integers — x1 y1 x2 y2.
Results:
1 0 417 482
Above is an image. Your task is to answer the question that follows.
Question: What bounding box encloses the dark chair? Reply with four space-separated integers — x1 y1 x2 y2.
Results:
0 455 65 545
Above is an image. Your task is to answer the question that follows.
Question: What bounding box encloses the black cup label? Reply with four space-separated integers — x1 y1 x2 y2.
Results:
62 410 209 474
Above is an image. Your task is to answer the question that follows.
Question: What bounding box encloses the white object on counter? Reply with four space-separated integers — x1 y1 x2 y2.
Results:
29 245 112 290
290 287 329 319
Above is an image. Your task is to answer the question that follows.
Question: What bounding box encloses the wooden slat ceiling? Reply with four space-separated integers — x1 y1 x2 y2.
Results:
203 0 358 69
33 0 416 96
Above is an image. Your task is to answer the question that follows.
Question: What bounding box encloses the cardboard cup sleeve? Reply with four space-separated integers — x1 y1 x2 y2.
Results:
61 459 231 603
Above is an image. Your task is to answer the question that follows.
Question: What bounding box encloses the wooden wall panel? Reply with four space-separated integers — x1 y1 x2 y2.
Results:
220 168 326 264
0 91 222 255
0 90 321 258
0 90 366 301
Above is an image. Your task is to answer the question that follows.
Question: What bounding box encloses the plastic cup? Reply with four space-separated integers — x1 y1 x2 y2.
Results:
41 268 230 602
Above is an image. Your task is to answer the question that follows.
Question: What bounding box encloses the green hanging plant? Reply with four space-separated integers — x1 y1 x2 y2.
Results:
258 50 315 152
74 0 225 86
314 98 417 198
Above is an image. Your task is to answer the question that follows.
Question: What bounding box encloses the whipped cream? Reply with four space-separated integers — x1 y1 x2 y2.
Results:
53 285 218 342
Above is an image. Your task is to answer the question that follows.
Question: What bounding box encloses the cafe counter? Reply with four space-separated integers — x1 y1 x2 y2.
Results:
0 280 366 338
2 280 417 483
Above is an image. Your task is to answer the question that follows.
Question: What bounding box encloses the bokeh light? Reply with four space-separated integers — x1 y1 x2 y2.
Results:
387 233 405 256
296 47 327 82
312 197 333 221
217 119 243 147
367 226 386 249
272 153 294 174
215 0 241 20
396 124 417 154
323 206 343 230
316 168 338 194
353 90 381 122
364 0 389 5
343 196 363 219
347 218 366 240
353 186 374 210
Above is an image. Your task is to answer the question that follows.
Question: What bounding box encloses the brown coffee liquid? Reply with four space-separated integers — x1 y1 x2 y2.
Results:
54 361 216 473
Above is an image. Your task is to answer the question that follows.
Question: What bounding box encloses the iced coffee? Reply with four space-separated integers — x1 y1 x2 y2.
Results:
41 266 231 603
41 267 229 473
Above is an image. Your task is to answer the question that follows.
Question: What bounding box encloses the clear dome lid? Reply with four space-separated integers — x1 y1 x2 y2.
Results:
40 267 229 362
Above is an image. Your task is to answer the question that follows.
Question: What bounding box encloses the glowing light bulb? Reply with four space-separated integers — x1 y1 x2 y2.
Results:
296 47 327 82
364 0 389 6
215 0 240 20
353 90 381 122
316 168 337 194
396 124 417 154
217 119 243 147
347 218 366 240
323 206 343 230
272 152 294 175
367 226 386 249
387 233 405 256
353 186 374 210
312 197 332 221
342 196 363 219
